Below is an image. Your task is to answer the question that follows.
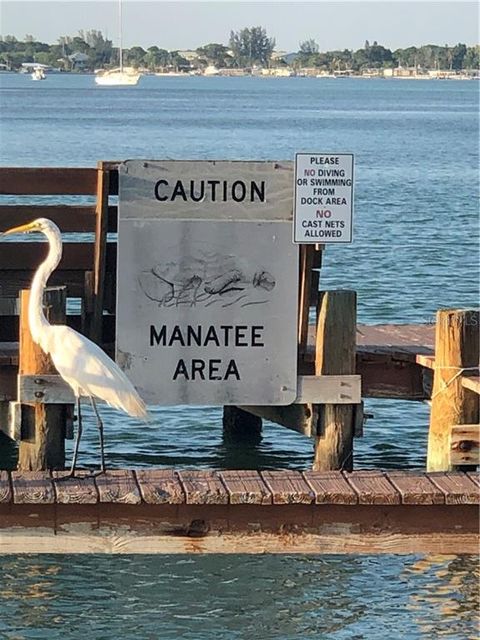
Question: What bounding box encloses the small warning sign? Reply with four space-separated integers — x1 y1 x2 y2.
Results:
294 153 354 244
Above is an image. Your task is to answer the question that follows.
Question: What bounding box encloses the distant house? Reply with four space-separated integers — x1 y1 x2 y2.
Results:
68 52 90 69
178 50 200 62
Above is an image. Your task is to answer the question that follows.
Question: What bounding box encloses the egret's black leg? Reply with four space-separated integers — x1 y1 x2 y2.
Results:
90 396 106 474
70 394 84 476
58 395 82 480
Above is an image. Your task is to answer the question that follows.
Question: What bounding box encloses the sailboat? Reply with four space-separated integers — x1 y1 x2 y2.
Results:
95 0 140 86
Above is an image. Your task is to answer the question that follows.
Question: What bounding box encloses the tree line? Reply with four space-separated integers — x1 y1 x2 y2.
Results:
0 27 478 72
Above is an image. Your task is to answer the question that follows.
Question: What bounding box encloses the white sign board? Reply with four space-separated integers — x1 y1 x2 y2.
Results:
117 160 299 406
294 153 354 243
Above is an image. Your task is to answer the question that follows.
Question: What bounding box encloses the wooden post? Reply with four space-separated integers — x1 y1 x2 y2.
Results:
84 161 109 343
222 406 262 445
313 290 357 471
18 287 67 471
298 245 322 357
427 309 479 472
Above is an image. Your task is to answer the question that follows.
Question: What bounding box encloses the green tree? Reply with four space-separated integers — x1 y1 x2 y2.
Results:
451 43 467 70
229 26 275 67
196 43 231 68
464 45 479 69
125 46 146 68
143 46 170 70
169 51 190 72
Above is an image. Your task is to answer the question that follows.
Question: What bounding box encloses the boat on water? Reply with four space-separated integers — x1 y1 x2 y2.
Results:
31 67 46 81
95 66 140 86
95 0 140 86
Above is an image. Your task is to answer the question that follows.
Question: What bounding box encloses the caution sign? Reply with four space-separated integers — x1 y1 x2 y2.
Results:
116 160 299 406
294 153 354 243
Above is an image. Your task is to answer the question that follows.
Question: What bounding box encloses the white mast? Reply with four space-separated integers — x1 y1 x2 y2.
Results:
118 0 123 72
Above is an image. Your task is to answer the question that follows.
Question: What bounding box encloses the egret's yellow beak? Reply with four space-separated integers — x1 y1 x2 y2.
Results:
2 221 39 236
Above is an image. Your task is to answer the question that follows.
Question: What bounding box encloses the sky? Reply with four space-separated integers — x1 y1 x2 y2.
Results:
1 1 478 52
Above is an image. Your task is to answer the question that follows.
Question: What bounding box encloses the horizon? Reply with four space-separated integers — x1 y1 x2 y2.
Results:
1 1 478 52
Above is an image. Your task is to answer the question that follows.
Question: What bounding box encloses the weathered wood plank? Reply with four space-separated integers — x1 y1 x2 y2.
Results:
0 205 118 233
359 356 427 400
0 315 116 344
17 373 361 406
296 374 361 404
90 162 110 343
386 471 444 505
177 470 229 505
53 471 98 504
467 472 480 488
11 471 54 504
0 470 12 503
356 324 435 357
0 529 477 555
95 470 142 504
241 404 313 436
219 470 272 504
0 270 88 300
298 245 321 354
135 469 185 504
0 242 116 271
461 375 480 395
345 471 401 505
449 424 480 467
0 167 97 195
302 470 358 504
19 374 75 404
428 472 480 505
261 470 314 504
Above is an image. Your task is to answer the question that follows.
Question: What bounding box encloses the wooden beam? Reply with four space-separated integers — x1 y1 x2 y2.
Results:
427 309 480 472
0 205 118 233
241 404 314 436
17 288 68 471
90 162 111 343
0 168 97 195
296 374 360 404
0 469 477 554
313 290 357 471
0 315 116 344
298 245 322 355
222 406 262 444
462 375 480 395
17 374 361 406
449 424 480 467
0 242 117 271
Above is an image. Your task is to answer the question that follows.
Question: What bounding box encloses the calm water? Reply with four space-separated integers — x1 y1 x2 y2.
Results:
0 74 478 638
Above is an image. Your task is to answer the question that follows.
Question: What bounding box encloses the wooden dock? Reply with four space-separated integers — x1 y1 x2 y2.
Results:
0 164 478 477
0 469 478 554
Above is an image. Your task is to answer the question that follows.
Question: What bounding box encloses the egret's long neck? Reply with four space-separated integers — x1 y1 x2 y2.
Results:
29 226 62 348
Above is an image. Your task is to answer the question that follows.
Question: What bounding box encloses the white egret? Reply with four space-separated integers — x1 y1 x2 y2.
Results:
3 218 147 476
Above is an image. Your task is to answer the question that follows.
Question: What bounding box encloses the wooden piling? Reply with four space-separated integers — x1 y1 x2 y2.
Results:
313 290 357 471
18 287 67 471
427 309 479 472
222 406 262 444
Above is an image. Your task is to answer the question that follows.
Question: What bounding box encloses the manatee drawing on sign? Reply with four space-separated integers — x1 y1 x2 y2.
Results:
138 247 276 309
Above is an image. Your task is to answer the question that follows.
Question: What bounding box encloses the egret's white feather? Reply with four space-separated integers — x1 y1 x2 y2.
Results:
44 324 147 418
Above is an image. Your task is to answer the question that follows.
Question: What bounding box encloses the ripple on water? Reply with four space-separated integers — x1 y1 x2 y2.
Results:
0 555 478 640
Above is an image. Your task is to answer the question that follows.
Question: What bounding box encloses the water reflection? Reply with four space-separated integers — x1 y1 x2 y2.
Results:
0 555 477 639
